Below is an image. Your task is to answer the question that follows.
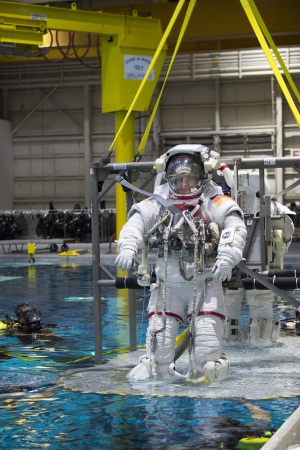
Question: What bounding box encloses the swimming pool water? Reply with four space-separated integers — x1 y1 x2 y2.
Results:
0 255 300 449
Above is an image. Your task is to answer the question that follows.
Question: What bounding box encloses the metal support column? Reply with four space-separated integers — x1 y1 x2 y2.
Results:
126 189 137 352
275 82 284 196
259 168 268 270
91 165 102 365
214 78 221 152
84 85 92 208
115 111 136 352
115 111 135 237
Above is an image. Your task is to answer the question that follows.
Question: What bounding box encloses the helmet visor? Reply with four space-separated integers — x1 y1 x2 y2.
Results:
166 155 206 196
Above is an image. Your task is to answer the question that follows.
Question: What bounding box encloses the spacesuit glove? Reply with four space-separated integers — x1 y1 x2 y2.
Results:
212 259 234 281
115 249 136 271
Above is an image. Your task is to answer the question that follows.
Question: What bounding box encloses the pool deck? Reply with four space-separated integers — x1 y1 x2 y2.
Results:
0 239 299 263
0 239 117 260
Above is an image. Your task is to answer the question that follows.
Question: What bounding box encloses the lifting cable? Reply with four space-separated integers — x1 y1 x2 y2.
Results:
246 0 300 103
107 0 194 161
240 0 300 127
134 0 197 161
108 0 300 162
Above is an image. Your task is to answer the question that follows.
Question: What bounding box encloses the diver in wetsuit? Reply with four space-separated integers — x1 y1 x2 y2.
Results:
14 303 43 333
1 303 60 344
0 304 42 347
1 303 42 332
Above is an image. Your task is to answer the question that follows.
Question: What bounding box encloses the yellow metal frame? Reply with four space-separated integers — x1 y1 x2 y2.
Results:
0 1 166 113
0 2 162 40
0 0 168 234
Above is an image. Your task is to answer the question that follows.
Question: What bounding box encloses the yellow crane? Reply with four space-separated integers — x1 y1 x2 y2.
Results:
0 0 166 230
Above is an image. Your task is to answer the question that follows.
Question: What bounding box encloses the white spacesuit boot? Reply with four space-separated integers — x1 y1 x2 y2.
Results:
224 288 244 342
189 314 230 382
247 290 280 347
127 315 183 380
203 354 230 381
126 354 151 381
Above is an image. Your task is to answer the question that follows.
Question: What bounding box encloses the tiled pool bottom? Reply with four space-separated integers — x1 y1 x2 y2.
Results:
0 256 300 450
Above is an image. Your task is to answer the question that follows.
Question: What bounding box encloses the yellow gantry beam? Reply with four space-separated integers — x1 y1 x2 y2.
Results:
0 1 163 48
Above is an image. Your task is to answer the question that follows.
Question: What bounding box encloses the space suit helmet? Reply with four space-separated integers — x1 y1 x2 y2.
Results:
165 145 208 197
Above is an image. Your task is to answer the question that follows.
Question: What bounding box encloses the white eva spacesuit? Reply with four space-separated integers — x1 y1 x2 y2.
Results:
218 166 295 346
115 145 247 382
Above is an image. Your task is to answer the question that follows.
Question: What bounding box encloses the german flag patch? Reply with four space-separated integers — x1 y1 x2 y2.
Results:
212 195 233 205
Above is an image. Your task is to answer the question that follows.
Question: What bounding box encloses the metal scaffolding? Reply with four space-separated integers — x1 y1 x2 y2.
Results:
90 156 300 365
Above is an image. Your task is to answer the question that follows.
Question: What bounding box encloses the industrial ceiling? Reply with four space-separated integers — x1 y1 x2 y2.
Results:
2 0 300 58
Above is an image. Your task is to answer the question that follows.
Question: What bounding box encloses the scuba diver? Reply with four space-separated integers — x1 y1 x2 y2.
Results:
15 303 42 332
115 144 247 382
214 162 295 346
0 303 61 344
1 303 42 344
1 303 42 333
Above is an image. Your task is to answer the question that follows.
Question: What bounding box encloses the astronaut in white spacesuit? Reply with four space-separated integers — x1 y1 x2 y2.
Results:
217 163 295 347
115 144 247 382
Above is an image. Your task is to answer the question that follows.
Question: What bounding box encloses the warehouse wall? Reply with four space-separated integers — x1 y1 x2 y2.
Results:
1 48 300 210
0 120 14 209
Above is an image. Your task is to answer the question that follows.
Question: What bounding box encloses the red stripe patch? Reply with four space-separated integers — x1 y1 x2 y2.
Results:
219 164 229 172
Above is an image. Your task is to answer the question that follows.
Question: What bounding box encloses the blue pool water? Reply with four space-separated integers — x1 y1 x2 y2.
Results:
0 255 300 449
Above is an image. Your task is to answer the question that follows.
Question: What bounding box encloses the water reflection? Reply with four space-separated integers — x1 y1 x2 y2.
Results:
0 256 299 449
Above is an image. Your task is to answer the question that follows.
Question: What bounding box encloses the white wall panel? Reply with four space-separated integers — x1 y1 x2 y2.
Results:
54 158 83 176
162 82 215 105
161 105 215 130
14 159 31 177
220 79 272 102
92 111 114 132
43 160 55 177
0 120 13 209
220 104 273 127
14 181 31 199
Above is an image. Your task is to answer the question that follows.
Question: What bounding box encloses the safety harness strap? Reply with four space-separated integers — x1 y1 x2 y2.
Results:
115 174 182 216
